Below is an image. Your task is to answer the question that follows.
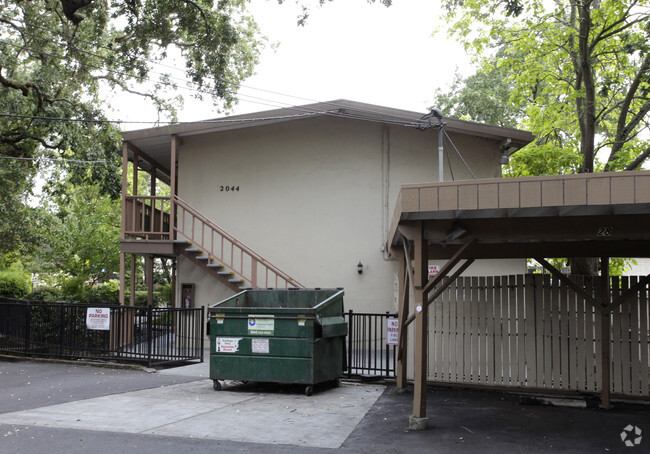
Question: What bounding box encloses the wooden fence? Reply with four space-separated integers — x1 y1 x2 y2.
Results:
428 274 650 399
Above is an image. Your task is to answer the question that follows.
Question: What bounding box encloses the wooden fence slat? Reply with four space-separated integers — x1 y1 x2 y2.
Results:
476 276 487 383
559 279 569 389
524 274 537 387
469 277 478 383
611 276 622 394
567 278 577 390
639 280 649 395
494 276 504 385
441 277 449 382
452 277 461 383
486 276 496 385
620 276 632 395
507 275 518 385
516 275 526 386
628 276 640 395
575 279 587 391
535 274 545 388
547 275 557 389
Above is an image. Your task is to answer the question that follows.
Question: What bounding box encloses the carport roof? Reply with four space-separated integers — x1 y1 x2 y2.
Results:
389 171 650 259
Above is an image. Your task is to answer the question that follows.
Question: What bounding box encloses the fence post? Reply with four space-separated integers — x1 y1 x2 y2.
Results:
59 304 65 356
385 311 390 377
25 303 32 354
147 306 153 367
347 309 353 378
200 306 205 362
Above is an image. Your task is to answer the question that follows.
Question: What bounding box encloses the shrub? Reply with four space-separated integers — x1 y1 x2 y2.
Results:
0 269 31 298
26 287 62 301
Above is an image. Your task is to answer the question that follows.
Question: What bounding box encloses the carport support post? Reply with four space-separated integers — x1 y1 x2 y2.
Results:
600 256 611 408
396 248 409 392
410 222 429 430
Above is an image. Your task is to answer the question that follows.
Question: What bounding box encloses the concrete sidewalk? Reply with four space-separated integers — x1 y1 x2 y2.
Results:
1 358 649 453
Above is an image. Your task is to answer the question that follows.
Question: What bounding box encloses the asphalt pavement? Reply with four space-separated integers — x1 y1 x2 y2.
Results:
1 356 648 453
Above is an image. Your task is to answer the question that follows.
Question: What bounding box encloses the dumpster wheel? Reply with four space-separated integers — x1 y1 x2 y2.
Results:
304 385 313 396
213 380 222 391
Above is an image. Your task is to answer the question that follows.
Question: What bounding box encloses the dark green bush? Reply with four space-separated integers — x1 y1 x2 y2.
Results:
0 269 30 298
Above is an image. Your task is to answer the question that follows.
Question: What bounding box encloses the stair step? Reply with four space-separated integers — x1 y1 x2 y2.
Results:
196 255 210 261
217 271 234 276
185 248 203 253
228 278 245 284
206 263 224 269
173 240 191 245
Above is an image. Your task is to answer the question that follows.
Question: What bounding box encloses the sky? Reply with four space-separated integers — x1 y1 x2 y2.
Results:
114 0 473 124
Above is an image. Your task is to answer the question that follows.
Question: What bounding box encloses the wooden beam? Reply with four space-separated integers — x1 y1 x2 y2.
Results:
610 273 650 310
423 238 477 295
129 254 136 307
426 259 475 307
535 257 604 313
146 257 154 306
396 249 409 390
600 257 611 408
119 252 125 306
412 222 428 423
170 135 178 240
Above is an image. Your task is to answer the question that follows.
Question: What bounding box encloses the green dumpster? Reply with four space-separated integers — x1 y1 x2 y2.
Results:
208 288 346 395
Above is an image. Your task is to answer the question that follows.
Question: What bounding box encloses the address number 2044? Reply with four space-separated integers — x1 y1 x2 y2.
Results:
220 186 240 192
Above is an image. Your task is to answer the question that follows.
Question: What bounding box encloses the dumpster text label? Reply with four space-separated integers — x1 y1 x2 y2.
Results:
215 337 242 353
248 315 274 335
251 338 270 354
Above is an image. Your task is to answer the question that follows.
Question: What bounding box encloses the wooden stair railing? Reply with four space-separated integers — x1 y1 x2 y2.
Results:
174 196 303 289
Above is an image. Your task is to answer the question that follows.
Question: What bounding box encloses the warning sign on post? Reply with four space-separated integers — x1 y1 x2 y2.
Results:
386 318 399 345
86 308 110 331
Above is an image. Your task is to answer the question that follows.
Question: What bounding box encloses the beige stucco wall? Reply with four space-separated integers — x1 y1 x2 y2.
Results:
176 116 525 313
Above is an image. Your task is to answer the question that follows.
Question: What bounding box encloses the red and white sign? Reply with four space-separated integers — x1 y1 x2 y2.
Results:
428 265 440 277
215 337 242 353
386 318 399 345
86 308 110 331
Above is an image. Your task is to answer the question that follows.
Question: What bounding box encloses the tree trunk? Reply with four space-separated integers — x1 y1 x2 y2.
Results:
568 257 599 276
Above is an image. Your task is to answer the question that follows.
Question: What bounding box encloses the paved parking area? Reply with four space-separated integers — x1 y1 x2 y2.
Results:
1 358 649 453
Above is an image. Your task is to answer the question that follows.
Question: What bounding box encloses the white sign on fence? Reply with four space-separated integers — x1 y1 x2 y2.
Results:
86 307 110 331
386 318 399 345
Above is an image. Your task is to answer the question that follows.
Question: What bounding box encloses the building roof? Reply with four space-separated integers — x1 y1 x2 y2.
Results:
121 99 535 180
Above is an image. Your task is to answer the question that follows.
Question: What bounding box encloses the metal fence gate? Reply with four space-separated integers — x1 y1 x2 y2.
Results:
345 310 397 378
0 298 204 367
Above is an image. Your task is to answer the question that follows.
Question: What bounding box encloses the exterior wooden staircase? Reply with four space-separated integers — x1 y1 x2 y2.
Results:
122 195 303 292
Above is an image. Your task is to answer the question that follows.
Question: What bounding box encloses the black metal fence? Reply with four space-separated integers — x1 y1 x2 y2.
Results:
0 298 204 367
345 310 397 378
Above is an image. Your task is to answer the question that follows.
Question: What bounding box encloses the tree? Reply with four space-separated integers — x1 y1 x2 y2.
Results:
0 0 263 254
438 0 650 174
35 180 121 289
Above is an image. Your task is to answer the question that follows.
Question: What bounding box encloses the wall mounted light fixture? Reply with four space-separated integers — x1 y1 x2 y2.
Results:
357 261 364 274
446 221 468 241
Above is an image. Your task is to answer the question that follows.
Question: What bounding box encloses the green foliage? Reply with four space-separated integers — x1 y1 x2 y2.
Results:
35 181 121 287
432 62 520 128
83 280 120 305
438 0 650 174
0 268 31 298
26 287 62 301
0 0 264 256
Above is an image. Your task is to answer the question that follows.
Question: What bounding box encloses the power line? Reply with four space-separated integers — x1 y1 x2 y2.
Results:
0 156 110 164
0 111 324 125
